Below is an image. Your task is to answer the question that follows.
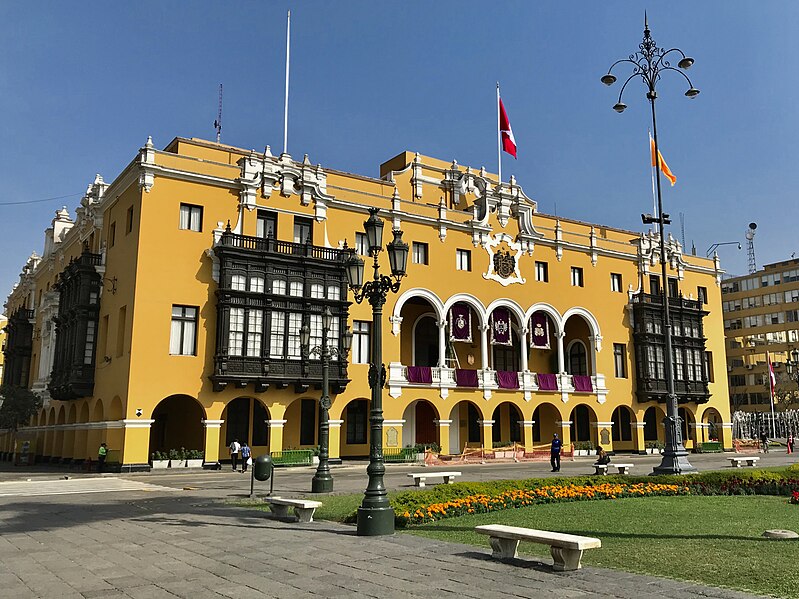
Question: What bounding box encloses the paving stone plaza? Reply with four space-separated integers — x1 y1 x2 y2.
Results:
1 453 788 598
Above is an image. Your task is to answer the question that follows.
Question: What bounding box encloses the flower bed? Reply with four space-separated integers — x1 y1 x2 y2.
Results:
396 482 689 527
791 490 799 505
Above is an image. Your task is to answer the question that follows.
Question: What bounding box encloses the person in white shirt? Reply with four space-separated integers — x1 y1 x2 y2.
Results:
229 439 241 472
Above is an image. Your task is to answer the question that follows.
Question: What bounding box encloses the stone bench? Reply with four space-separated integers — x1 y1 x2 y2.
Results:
729 456 760 468
265 497 322 523
407 471 461 488
475 524 601 571
594 463 634 475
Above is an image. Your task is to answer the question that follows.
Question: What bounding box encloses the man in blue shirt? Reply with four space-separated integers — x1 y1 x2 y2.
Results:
550 433 562 472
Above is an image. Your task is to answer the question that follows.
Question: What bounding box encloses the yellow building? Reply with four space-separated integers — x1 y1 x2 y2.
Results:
0 314 6 391
0 136 733 469
722 258 799 413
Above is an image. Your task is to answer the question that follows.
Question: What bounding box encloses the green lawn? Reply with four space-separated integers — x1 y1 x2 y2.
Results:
409 495 799 598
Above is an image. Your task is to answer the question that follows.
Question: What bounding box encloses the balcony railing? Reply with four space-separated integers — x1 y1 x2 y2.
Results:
218 231 346 262
387 363 607 401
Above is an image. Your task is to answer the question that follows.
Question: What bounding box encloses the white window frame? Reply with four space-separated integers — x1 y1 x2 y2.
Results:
611 273 623 293
179 203 203 232
456 249 471 271
571 266 584 287
170 305 198 356
412 242 429 265
352 321 371 364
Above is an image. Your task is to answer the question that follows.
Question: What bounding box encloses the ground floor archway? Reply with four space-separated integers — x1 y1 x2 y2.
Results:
149 395 205 457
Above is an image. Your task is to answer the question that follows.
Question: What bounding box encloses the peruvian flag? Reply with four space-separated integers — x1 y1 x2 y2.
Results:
499 97 517 158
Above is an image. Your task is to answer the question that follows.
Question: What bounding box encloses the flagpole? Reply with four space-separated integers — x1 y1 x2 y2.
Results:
496 83 502 186
649 132 657 217
283 10 291 155
768 351 777 439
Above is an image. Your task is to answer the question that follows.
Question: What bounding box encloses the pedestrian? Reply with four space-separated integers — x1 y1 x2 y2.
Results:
788 432 794 454
229 438 241 472
594 445 611 466
760 430 769 453
97 443 108 472
241 443 251 473
550 433 562 472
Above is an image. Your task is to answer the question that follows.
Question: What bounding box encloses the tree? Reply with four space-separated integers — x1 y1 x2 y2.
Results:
0 386 42 432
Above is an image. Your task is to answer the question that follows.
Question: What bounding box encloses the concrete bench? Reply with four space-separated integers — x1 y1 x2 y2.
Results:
594 463 634 475
729 456 760 468
407 471 461 488
265 497 322 523
476 524 601 571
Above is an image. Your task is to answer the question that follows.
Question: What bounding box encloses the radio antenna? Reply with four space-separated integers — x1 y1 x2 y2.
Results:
214 84 223 143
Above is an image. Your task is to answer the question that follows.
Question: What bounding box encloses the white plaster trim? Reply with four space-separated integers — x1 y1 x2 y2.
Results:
203 419 224 428
328 419 344 428
634 422 647 429
555 421 573 427
594 422 614 427
122 419 155 429
477 420 496 426
434 419 453 426
521 420 536 426
383 420 406 426
267 419 288 429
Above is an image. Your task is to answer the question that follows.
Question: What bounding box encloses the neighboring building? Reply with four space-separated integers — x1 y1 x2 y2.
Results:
722 258 799 413
0 136 733 469
0 313 6 395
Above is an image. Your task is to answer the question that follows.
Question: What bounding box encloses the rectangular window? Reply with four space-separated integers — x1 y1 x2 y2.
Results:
352 321 371 364
116 306 126 357
287 312 303 359
109 222 116 248
256 210 277 238
170 305 198 356
355 232 369 256
293 216 313 244
309 283 325 299
249 276 265 293
271 279 286 295
456 249 471 271
697 286 708 305
346 399 368 444
613 343 627 378
179 203 203 232
84 320 96 365
300 399 316 445
535 261 548 283
668 277 679 298
570 266 584 287
231 274 246 291
649 274 660 295
289 281 303 297
228 308 244 356
327 284 340 301
269 312 285 358
413 242 429 265
705 351 715 383
125 206 134 234
246 310 263 357
610 273 623 293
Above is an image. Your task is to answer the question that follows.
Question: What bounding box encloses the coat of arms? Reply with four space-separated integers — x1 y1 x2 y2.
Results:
493 250 515 279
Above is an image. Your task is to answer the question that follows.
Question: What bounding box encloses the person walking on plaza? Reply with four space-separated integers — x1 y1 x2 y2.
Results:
97 443 108 472
788 432 794 454
760 430 769 453
240 443 251 473
550 433 562 472
229 438 241 472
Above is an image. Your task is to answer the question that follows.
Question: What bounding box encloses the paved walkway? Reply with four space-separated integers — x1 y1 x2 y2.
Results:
0 478 765 598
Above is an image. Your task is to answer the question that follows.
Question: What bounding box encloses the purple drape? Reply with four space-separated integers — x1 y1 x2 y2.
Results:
455 368 479 388
529 312 550 349
496 370 519 389
573 375 593 392
490 308 512 346
407 366 433 384
536 372 558 391
449 304 472 342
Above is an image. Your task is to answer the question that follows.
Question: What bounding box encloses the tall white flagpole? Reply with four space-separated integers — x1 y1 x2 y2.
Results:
283 10 291 155
497 83 502 186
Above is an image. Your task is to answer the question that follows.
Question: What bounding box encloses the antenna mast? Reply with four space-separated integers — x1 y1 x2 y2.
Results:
679 212 686 250
214 84 223 144
746 222 758 274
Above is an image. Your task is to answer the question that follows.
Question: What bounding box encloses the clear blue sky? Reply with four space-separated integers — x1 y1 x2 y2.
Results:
1 2 795 300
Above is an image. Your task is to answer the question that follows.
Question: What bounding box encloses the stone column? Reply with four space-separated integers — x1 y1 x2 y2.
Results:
435 419 452 455
478 419 495 452
522 420 536 452
267 419 287 455
438 320 447 368
633 422 647 454
202 419 224 466
593 421 614 451
328 419 344 461
480 324 490 370
721 422 734 451
520 326 529 372
383 420 405 452
120 419 155 469
555 420 573 453
556 331 566 374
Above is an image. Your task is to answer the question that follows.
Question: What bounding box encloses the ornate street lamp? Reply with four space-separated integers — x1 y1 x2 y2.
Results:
344 207 408 536
300 307 352 493
602 14 699 475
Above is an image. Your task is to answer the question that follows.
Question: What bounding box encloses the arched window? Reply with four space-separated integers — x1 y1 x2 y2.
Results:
568 341 588 376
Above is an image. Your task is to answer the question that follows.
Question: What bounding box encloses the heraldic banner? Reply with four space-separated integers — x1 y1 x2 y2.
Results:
529 312 550 349
490 307 512 346
449 304 472 342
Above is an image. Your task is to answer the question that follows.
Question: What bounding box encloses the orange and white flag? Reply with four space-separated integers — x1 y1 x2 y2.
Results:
650 132 676 186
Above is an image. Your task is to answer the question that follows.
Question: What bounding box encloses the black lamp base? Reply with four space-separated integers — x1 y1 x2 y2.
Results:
356 506 395 536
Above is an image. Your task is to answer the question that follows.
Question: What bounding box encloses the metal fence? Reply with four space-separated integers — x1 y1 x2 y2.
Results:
270 449 313 466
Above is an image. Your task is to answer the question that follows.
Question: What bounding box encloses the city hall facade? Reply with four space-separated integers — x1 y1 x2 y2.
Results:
0 136 733 469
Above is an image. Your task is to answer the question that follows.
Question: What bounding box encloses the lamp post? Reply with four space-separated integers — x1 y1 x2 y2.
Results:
705 242 742 258
343 207 408 536
300 307 353 493
602 15 699 475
